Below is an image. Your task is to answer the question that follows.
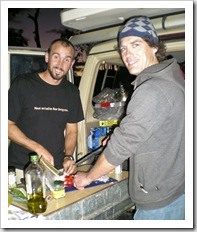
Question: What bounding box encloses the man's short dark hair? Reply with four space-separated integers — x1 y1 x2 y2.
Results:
47 38 75 59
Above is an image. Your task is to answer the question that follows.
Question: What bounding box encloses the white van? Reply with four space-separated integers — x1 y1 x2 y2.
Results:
8 8 185 163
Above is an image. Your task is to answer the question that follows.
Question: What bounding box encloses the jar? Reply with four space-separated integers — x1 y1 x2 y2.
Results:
8 166 17 189
52 180 65 199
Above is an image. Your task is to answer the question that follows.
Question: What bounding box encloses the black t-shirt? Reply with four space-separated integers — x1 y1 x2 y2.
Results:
8 73 84 170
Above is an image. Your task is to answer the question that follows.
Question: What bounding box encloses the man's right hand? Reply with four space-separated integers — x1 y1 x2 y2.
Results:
35 145 54 166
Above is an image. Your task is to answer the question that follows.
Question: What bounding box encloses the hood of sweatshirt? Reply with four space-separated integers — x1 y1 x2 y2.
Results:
132 58 184 91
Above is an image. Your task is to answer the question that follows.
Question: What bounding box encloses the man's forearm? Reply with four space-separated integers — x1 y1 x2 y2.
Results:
64 124 78 155
8 120 54 164
73 152 116 189
8 120 40 152
65 134 77 155
86 153 115 183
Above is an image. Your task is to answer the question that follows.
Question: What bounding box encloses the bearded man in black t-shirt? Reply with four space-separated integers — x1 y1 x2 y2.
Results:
8 38 84 183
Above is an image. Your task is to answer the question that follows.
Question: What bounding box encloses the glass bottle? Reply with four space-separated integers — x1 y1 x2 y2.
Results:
52 180 65 199
119 83 128 102
25 153 47 215
8 166 17 189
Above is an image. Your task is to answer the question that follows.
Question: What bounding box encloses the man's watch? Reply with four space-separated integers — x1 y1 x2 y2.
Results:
64 155 74 161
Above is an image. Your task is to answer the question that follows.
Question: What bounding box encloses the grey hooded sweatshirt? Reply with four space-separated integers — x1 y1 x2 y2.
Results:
104 58 185 210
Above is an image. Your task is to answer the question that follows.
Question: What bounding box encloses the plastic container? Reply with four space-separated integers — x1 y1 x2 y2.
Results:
52 180 65 199
88 127 107 151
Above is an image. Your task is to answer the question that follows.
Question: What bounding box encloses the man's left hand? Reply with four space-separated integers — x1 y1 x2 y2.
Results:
63 157 76 175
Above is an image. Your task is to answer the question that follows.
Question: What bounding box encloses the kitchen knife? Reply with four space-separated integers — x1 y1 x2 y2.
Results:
75 145 105 166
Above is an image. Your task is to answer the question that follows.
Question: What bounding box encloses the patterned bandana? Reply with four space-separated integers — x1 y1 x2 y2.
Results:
119 16 159 45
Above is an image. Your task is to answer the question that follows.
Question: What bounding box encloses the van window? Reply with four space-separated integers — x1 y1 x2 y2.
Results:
10 54 47 85
93 63 136 102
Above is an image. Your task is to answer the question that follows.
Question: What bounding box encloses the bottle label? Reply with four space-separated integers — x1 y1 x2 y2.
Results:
52 189 65 199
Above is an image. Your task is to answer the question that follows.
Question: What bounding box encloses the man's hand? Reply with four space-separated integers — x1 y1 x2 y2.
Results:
73 172 92 190
35 145 54 166
73 152 115 190
63 157 77 175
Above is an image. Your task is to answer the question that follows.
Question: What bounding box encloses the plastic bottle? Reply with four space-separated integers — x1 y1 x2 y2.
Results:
8 166 17 189
25 153 47 215
88 129 94 151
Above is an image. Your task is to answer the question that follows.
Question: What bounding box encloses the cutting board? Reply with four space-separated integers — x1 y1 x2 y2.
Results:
65 177 118 192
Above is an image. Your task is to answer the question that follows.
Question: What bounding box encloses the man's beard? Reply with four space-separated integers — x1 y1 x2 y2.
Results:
48 67 65 81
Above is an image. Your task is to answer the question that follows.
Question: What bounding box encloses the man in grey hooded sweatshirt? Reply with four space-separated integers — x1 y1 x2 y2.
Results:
72 16 185 220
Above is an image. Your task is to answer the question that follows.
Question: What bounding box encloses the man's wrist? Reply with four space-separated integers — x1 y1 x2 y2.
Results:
86 172 94 184
64 155 74 161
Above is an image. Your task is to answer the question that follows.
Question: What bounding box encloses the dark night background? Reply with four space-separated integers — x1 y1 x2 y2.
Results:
8 8 88 76
8 8 75 48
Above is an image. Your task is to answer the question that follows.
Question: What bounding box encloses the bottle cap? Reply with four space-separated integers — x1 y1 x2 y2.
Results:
54 180 63 187
30 153 39 162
